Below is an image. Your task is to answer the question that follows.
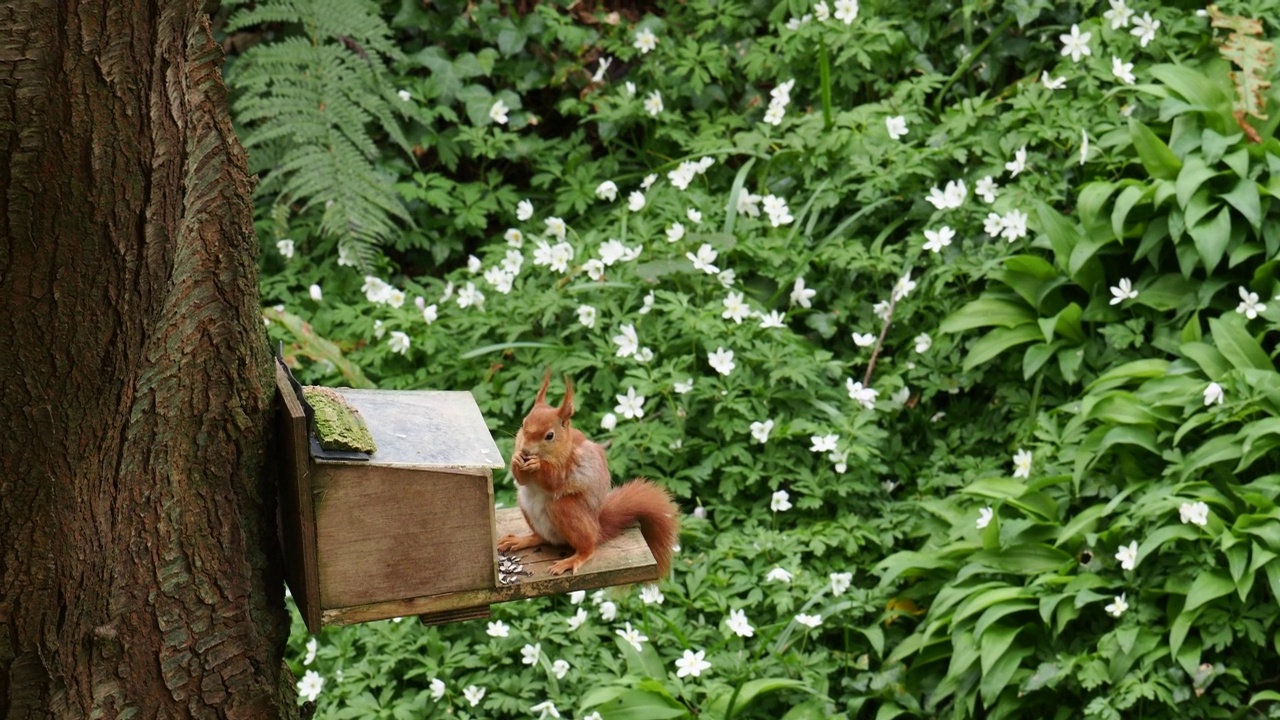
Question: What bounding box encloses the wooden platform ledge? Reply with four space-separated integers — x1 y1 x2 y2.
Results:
318 507 660 627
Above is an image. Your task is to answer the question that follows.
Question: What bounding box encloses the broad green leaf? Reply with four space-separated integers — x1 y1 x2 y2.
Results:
961 478 1027 500
940 297 1036 333
1250 691 1280 706
953 586 1029 624
1096 425 1160 457
1208 315 1273 371
1169 605 1203 657
1183 570 1234 612
1087 359 1172 392
1181 435 1244 478
974 601 1037 638
1129 118 1182 180
1111 184 1148 240
1034 201 1081 270
1023 342 1058 379
1056 504 1108 546
1136 524 1199 563
980 645 1032 707
979 623 1021 675
1175 155 1219 209
1180 341 1231 379
1151 64 1230 111
1085 392 1161 425
1189 205 1232 271
459 341 563 359
1077 182 1118 229
1133 274 1198 312
963 324 1044 371
1038 303 1085 344
969 544 1074 575
1221 177 1263 232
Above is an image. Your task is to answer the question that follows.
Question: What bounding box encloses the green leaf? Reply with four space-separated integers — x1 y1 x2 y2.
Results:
1208 315 1273 371
1181 435 1244 478
1180 341 1231 379
1056 504 1108 546
969 544 1074 575
979 623 1021 675
940 297 1036 333
1129 118 1183 180
459 341 563 359
980 645 1032 707
1183 570 1234 612
1111 184 1148 240
1222 178 1263 232
1136 524 1199 564
1034 201 1082 270
1176 155 1219 209
1077 182 1118 229
722 679 808 718
1188 205 1232 272
1087 359 1172 392
722 159 757 237
963 324 1044 371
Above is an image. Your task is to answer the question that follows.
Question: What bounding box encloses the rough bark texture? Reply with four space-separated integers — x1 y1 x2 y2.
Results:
0 1 296 717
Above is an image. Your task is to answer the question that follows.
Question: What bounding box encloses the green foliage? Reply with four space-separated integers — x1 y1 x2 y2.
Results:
246 0 1280 718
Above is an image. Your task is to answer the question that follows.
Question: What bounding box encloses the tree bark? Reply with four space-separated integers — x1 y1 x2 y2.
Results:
0 1 296 717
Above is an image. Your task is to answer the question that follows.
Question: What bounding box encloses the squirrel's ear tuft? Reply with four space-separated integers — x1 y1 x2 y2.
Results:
558 375 575 422
535 368 552 406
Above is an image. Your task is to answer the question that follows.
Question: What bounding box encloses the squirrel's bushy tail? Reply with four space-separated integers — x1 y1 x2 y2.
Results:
599 479 680 576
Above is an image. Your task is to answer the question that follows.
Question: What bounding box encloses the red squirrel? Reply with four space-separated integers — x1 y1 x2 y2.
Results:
496 371 679 576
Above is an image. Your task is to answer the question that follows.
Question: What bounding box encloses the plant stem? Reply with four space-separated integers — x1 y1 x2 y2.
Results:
932 13 1017 114
819 35 834 130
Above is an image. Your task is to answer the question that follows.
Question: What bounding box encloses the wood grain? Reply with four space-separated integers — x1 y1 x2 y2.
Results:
276 362 322 633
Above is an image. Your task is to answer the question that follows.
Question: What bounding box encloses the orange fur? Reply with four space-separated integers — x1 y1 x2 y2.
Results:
505 372 680 577
598 479 679 576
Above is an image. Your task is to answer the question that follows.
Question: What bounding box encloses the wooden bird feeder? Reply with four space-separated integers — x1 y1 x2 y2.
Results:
274 360 660 633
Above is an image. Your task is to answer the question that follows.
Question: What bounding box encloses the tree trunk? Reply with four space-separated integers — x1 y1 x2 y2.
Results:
0 1 296 717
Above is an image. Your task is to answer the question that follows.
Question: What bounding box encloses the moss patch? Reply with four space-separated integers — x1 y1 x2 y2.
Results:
303 387 377 454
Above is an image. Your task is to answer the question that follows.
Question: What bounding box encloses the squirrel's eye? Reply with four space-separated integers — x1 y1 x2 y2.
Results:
544 431 555 442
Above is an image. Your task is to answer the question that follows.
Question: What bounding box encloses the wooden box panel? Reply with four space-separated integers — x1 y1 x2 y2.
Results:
313 464 496 609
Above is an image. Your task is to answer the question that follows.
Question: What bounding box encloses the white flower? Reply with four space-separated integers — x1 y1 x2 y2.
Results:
722 291 752 324
810 433 839 453
795 613 823 629
422 303 438 324
502 249 524 275
640 173 658 190
1112 56 1136 85
766 567 793 583
1180 501 1210 527
892 270 916 301
675 649 711 678
1105 592 1129 617
1131 12 1160 47
297 670 324 702
666 222 685 242
634 27 658 54
750 419 774 444
762 194 794 226
457 282 485 309
976 506 995 530
463 685 486 707
736 190 761 217
771 489 792 512
890 387 910 407
846 379 879 410
551 659 571 679
1109 278 1138 305
596 180 619 201
885 115 908 140
388 331 410 355
674 378 694 394
1060 24 1092 63
531 700 561 719
1001 209 1029 241
984 212 1005 237
505 228 524 247
830 572 853 596
643 90 663 117
483 267 514 294
1005 145 1028 177
1203 381 1225 406
1115 540 1138 571
363 276 392 304
373 319 385 339
570 590 587 604
397 89 411 102
1012 448 1033 478
309 284 322 301
944 179 967 208
833 0 858 23
636 344 654 362
1080 129 1090 165
615 386 646 419
679 244 721 275
567 607 588 630
759 310 786 329
814 1 830 20
975 176 999 203
640 290 656 314
640 585 664 605
276 238 295 259
1040 71 1067 90
583 714 603 720
489 99 510 125
521 642 541 666
687 207 703 224
583 258 605 281
387 288 405 308
914 333 932 353
600 413 618 431
1105 0 1133 29
617 622 648 651
576 305 597 329
925 186 949 210
785 14 812 30
592 56 613 83
1237 287 1266 318
337 243 358 267
708 346 736 376
598 239 627 266
613 324 639 357
923 226 955 253
545 216 567 240
517 199 534 221
599 600 618 621
486 620 510 637
669 161 700 190
852 332 876 347
624 81 636 97
429 678 446 701
763 103 786 126
790 277 817 308
303 637 318 665
725 608 754 638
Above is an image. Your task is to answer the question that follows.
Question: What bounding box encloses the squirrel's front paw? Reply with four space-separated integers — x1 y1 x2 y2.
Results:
518 454 542 472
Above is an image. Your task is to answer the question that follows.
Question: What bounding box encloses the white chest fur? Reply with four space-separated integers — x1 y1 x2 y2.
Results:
517 483 565 544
